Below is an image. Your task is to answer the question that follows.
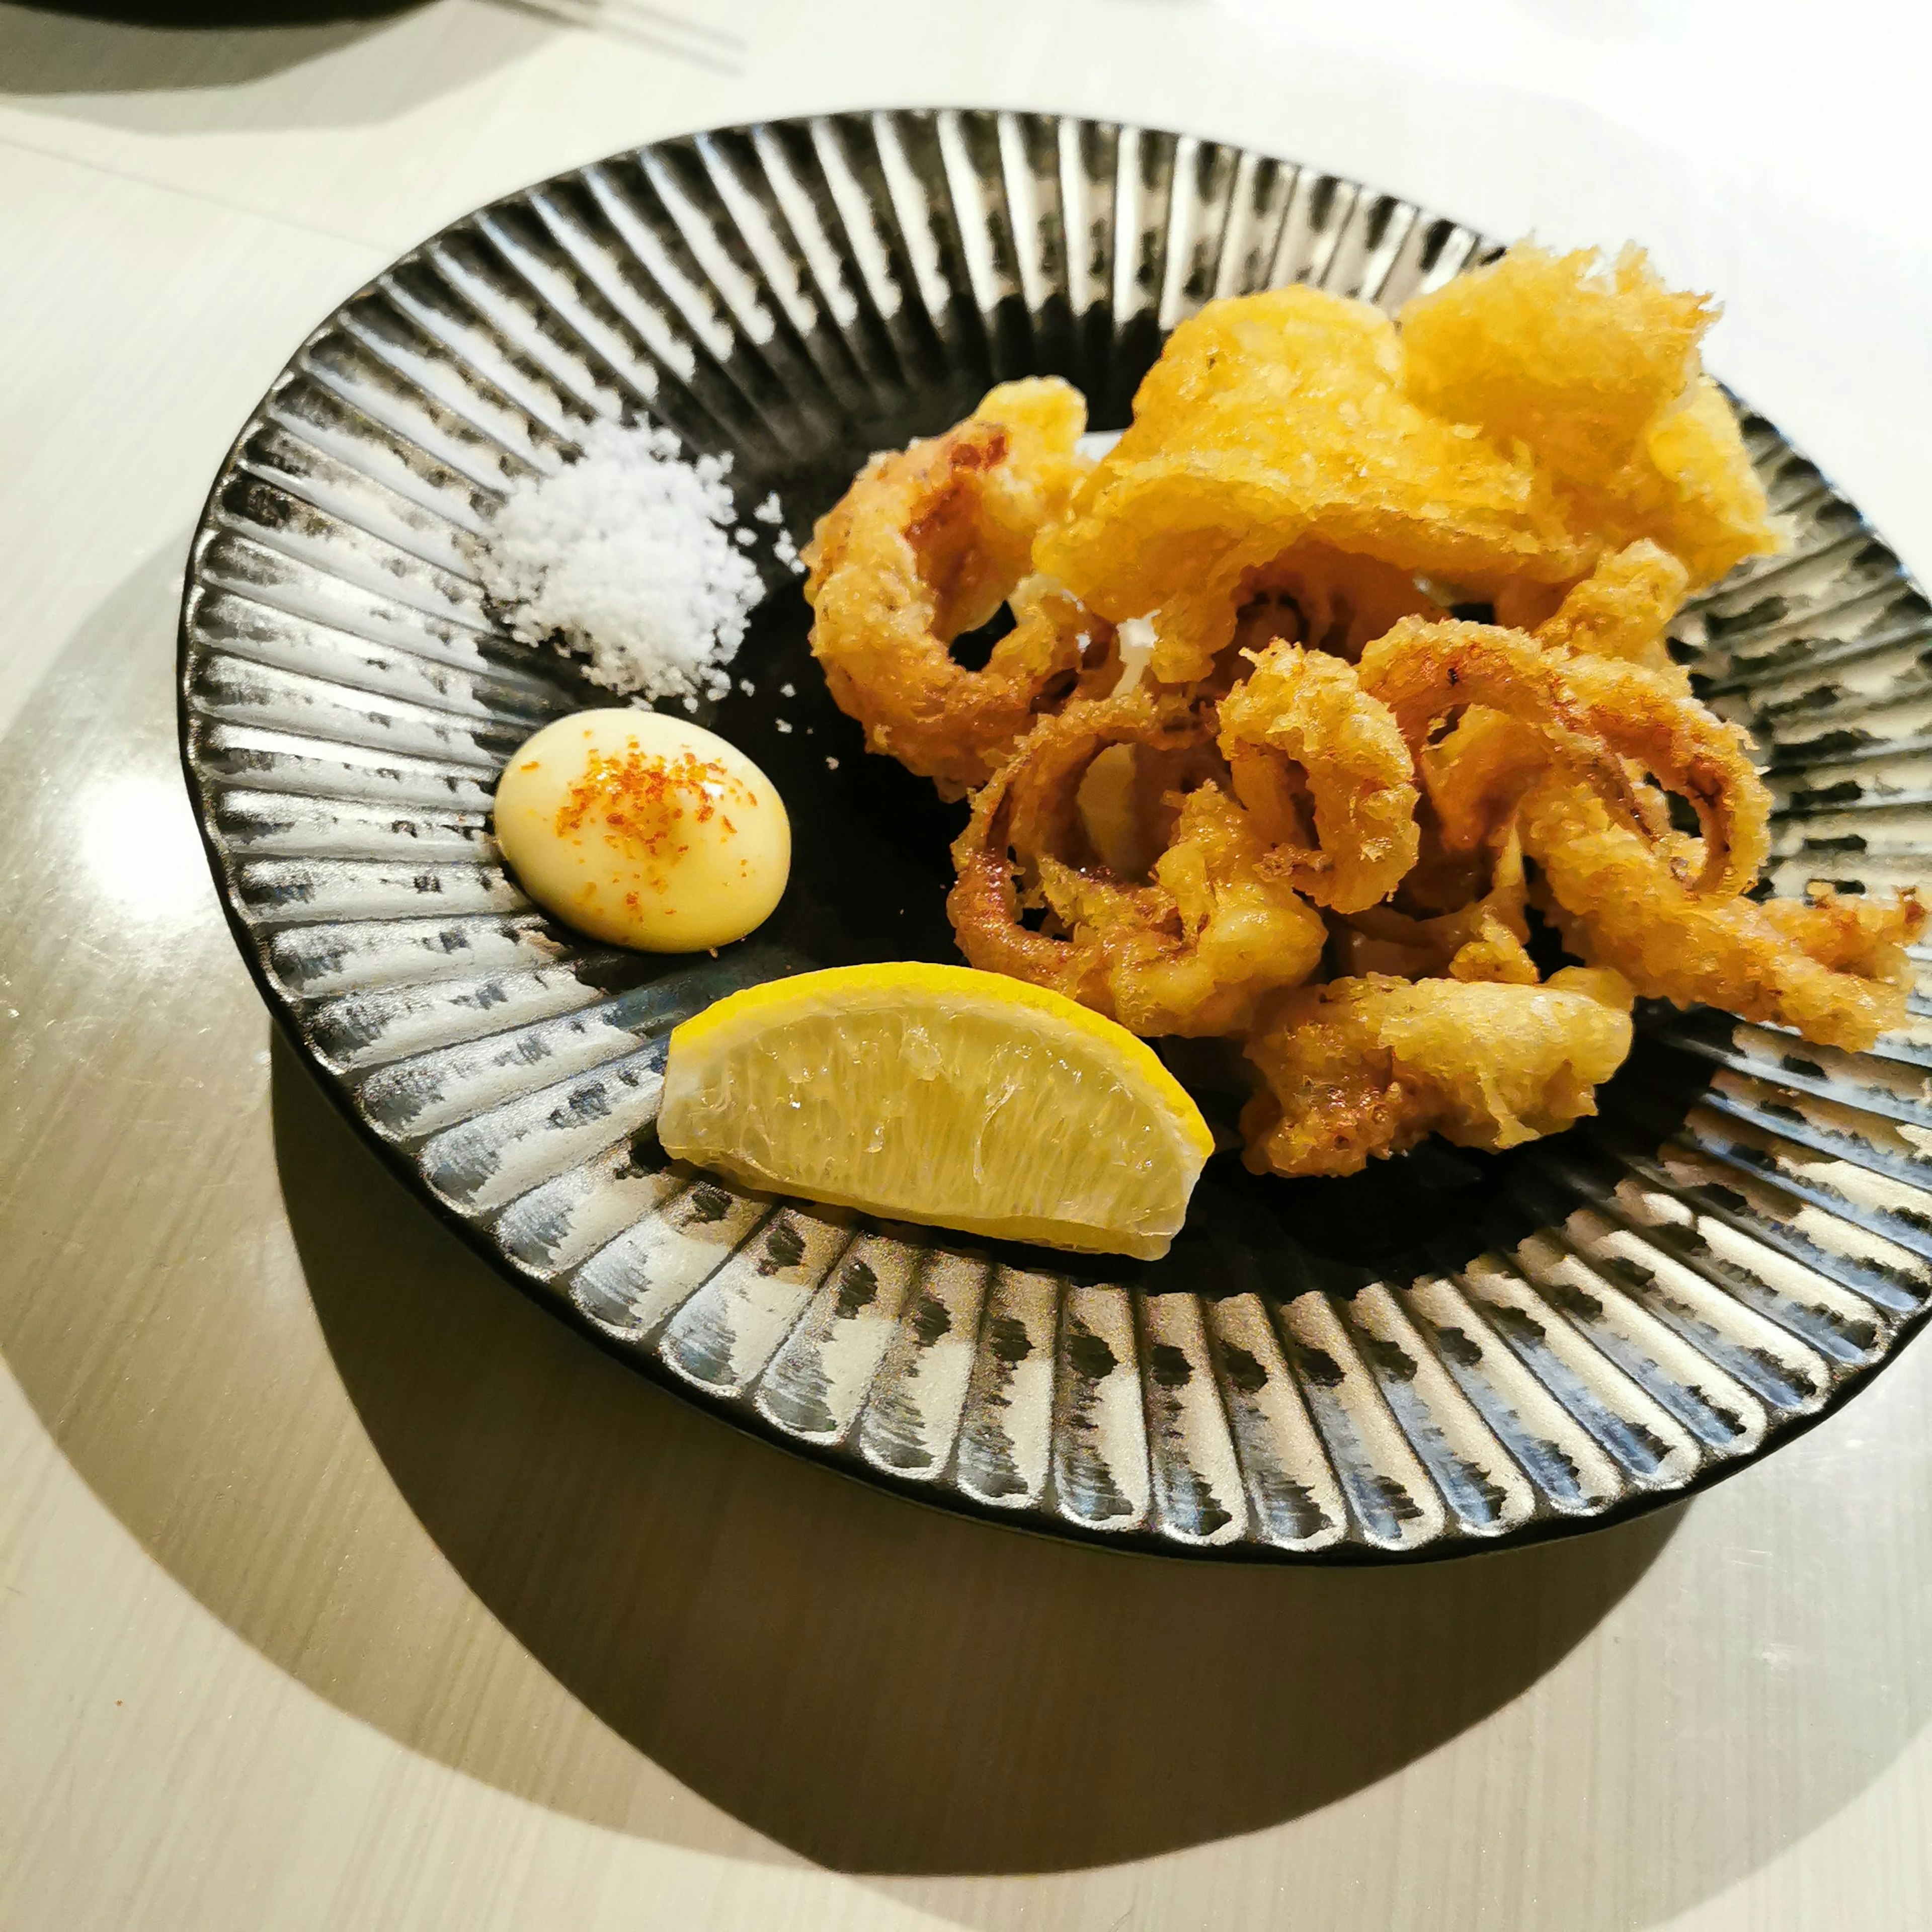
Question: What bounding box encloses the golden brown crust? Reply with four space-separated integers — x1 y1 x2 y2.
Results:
1239 969 1634 1178
947 691 1326 1037
1523 780 1924 1052
1364 616 1770 898
1215 640 1421 915
803 378 1110 798
808 246 1915 1188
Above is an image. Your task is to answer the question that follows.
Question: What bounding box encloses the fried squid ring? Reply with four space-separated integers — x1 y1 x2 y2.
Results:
1037 788 1330 1036
1521 779 1925 1052
1208 541 1444 670
1335 830 1539 985
947 690 1326 1037
1072 733 1232 882
1566 650 1771 893
1420 706 1554 858
1420 543 1702 856
1361 617 1769 897
1137 541 1444 688
802 378 1114 798
1215 639 1420 914
1239 968 1635 1178
996 689 1224 894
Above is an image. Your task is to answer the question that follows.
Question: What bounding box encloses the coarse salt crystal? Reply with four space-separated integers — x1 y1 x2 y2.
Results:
468 418 770 704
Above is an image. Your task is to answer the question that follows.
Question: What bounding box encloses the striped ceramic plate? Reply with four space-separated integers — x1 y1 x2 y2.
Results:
179 110 1932 1561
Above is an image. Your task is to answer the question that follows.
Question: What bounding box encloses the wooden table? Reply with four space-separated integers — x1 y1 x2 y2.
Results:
3 4 1930 1925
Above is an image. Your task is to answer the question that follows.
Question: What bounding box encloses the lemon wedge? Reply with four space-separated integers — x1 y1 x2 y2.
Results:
657 962 1213 1259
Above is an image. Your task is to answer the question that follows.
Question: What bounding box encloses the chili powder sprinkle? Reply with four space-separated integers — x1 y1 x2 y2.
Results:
553 741 753 868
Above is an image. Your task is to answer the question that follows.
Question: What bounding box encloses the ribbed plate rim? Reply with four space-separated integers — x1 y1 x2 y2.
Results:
174 105 1932 1564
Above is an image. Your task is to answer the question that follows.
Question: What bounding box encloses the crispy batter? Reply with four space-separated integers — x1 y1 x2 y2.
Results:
1421 706 1553 859
1035 286 1583 684
1400 244 1779 586
806 238 1894 1187
1240 968 1635 1178
1403 245 1708 471
1364 616 1769 896
1215 640 1421 914
1040 787 1329 1036
802 378 1112 797
1035 253 1777 689
1522 780 1925 1051
998 691 1230 896
1224 541 1443 666
946 690 1194 1011
1635 379 1784 588
1071 736 1233 882
947 691 1325 1035
1362 617 1644 834
1335 830 1539 985
1423 541 1698 854
1534 539 1691 675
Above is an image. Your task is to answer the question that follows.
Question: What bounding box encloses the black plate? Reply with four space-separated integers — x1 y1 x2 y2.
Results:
180 109 1932 1559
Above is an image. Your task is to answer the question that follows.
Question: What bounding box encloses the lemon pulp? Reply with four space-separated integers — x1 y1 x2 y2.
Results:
657 962 1212 1260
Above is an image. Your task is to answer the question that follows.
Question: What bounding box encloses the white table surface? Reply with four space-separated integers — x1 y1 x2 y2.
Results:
3 3 1930 1926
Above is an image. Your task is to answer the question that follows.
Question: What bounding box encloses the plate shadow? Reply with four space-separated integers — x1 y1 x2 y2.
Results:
274 1035 1677 1876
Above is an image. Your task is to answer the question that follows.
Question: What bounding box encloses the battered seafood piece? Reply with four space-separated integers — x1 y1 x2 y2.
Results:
1240 969 1635 1178
1423 542 1701 855
1036 286 1582 684
808 231 1898 1189
1404 245 1707 484
947 690 1326 1036
1422 706 1559 859
1215 638 1420 914
1400 244 1779 587
1532 539 1691 675
1335 831 1539 986
1035 248 1777 688
1072 735 1227 881
1522 782 1925 1053
1221 541 1443 667
1037 789 1331 1036
1362 617 1770 897
802 377 1114 798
